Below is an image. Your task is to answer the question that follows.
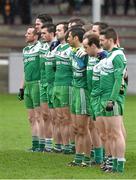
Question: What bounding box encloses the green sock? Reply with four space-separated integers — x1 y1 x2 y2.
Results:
74 153 84 164
45 138 53 150
54 144 62 150
39 138 45 150
117 158 125 173
83 155 91 165
32 136 39 150
94 147 103 164
112 157 118 172
61 144 64 150
63 144 71 154
90 149 95 161
70 141 75 153
103 148 105 159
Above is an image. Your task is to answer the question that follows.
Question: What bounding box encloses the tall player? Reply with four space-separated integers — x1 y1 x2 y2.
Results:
99 27 127 173
19 27 41 151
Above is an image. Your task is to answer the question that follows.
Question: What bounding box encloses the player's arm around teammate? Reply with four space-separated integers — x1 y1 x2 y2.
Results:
67 27 92 166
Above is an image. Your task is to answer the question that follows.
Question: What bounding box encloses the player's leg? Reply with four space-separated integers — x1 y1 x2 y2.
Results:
69 87 91 166
90 119 103 164
76 114 91 166
109 115 126 173
61 106 72 154
27 108 39 151
24 82 40 151
52 86 63 152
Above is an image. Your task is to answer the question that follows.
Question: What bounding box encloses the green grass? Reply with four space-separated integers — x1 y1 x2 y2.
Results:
0 94 136 179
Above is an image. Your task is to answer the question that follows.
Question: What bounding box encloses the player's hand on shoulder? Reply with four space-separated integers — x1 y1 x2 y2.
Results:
76 48 87 58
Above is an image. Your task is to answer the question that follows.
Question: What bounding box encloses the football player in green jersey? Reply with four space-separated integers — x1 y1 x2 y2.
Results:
38 23 57 152
19 27 41 151
92 22 109 36
99 27 127 173
90 22 114 169
83 33 108 166
67 27 92 166
52 22 73 153
34 14 55 152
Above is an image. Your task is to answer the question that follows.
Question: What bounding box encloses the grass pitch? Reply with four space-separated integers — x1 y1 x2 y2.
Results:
0 94 136 179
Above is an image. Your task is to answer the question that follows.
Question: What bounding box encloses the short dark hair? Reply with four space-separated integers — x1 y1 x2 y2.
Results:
27 26 38 36
100 27 118 43
93 22 109 32
41 23 56 34
82 22 93 32
68 27 85 42
37 13 53 24
83 34 100 48
68 17 85 27
56 21 68 32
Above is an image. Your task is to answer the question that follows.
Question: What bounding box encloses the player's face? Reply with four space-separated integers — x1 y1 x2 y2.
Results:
92 25 99 35
56 24 65 41
99 35 110 50
25 28 35 43
83 38 95 56
35 18 43 33
41 28 52 42
67 32 74 47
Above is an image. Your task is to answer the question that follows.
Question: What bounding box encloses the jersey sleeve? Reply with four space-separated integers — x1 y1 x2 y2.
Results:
109 55 125 101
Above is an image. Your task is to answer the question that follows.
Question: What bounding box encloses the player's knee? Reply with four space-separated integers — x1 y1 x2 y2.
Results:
55 116 61 127
35 113 41 124
42 111 48 121
111 129 123 141
89 124 95 133
100 133 107 142
78 125 88 135
62 117 70 126
28 114 34 124
72 125 78 135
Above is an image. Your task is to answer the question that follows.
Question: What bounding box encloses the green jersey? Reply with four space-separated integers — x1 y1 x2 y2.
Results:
70 47 88 89
23 41 41 82
44 49 56 84
91 58 106 97
54 43 72 86
39 42 50 84
100 47 127 102
90 50 108 96
87 56 99 93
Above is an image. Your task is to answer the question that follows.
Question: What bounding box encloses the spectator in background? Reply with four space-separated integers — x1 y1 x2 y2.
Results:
74 0 84 15
18 0 32 25
48 0 55 4
0 0 16 24
124 0 136 15
57 0 84 15
39 0 44 4
103 0 117 15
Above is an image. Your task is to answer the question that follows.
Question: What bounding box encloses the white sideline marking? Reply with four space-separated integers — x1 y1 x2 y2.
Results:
0 59 9 65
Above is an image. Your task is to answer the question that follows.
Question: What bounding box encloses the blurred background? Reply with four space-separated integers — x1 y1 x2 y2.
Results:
0 0 136 94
